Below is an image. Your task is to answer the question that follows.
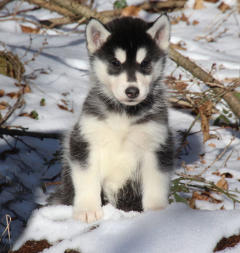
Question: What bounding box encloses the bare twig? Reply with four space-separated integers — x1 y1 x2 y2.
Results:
0 90 24 127
0 128 61 139
200 136 235 175
24 0 76 19
0 214 11 243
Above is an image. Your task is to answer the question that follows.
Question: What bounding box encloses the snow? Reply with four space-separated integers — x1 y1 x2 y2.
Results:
13 203 240 253
0 0 240 252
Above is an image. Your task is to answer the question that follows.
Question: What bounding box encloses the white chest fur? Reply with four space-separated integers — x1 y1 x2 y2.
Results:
80 113 167 197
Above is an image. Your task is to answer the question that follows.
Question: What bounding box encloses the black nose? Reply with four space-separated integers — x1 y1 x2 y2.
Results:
125 86 139 99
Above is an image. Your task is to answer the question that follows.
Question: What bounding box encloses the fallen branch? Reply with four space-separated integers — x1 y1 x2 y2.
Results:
39 16 74 28
0 128 61 139
101 0 187 17
24 0 78 20
25 0 186 25
169 45 240 118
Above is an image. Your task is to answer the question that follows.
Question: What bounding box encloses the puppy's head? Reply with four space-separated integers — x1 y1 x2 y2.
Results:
86 15 170 106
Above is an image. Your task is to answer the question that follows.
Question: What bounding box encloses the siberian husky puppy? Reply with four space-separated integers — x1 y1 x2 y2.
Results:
48 15 175 223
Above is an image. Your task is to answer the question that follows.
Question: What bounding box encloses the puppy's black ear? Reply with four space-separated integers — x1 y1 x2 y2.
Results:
147 15 170 52
86 19 111 54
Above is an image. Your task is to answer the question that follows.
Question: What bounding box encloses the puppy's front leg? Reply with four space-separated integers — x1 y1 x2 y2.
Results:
142 152 170 211
71 162 103 223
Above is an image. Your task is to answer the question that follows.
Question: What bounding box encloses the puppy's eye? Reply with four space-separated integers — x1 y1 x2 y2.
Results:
111 58 121 68
140 60 151 69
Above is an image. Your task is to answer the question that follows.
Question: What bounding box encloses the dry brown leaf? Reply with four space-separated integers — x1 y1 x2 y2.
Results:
19 111 38 119
200 157 206 164
0 89 5 97
190 191 222 209
6 92 20 99
121 5 141 17
0 101 8 110
218 2 231 12
19 112 30 117
193 0 205 9
216 177 228 190
175 81 188 91
180 13 190 25
171 18 180 25
22 84 31 93
57 104 74 113
190 191 209 208
208 143 216 148
21 25 40 34
192 20 199 25
238 157 240 160
60 99 68 106
180 13 189 23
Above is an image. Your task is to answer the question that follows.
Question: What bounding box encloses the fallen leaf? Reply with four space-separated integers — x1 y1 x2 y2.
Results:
21 25 40 34
208 143 216 148
175 81 188 91
193 0 205 9
180 13 189 23
216 177 228 190
6 92 20 99
57 104 73 113
0 89 5 97
121 5 141 16
23 84 31 93
60 99 68 106
19 110 39 120
0 101 8 110
19 112 30 117
238 157 240 161
192 20 199 25
212 171 221 176
171 18 180 25
218 2 230 12
190 191 222 208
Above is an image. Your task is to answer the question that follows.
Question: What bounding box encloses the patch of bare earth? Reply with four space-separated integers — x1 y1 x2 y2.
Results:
9 240 81 253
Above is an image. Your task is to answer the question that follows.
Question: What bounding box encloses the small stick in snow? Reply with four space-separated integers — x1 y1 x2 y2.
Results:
200 136 236 175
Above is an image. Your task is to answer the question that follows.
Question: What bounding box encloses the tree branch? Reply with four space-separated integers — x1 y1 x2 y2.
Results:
169 45 240 118
0 128 61 139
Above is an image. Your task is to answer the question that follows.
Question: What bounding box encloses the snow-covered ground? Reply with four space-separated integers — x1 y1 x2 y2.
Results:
0 0 240 252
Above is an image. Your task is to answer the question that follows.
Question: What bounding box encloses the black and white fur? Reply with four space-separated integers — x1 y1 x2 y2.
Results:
48 15 175 223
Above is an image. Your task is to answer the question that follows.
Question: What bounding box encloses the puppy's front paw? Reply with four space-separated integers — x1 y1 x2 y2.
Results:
73 207 103 223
